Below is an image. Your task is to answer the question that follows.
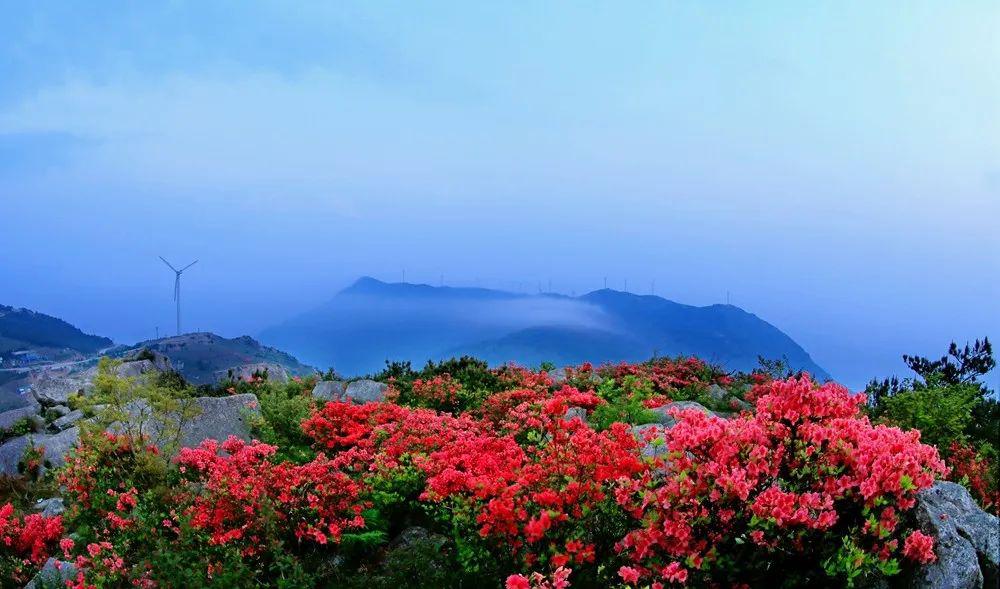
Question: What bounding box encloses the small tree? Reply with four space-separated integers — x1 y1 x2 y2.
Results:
75 357 202 456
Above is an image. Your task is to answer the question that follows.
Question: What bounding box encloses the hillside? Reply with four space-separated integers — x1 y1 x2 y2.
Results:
260 277 830 379
0 304 112 355
123 332 316 385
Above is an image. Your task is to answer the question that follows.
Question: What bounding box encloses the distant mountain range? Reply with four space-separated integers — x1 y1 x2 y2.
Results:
260 277 831 379
0 304 112 356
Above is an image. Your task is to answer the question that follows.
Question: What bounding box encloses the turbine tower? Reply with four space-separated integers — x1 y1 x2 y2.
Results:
159 257 198 336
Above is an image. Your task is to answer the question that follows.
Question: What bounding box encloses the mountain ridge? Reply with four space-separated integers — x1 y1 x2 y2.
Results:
261 277 831 379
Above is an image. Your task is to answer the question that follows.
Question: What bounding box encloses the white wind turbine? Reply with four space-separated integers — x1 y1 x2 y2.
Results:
159 257 198 336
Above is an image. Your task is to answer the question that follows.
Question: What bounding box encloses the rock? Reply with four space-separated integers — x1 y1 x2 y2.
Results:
34 427 80 471
48 405 71 418
371 526 451 584
30 375 86 406
565 406 588 421
125 348 174 372
389 526 445 550
33 497 65 517
213 363 289 384
910 481 998 589
706 384 728 403
52 410 84 431
24 557 78 589
0 427 80 475
0 435 29 475
0 401 40 431
344 380 387 404
312 380 347 402
114 359 158 379
116 394 261 454
631 423 669 459
27 414 47 433
648 401 712 428
548 367 569 385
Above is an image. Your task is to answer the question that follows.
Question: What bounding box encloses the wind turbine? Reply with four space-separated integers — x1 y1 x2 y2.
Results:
159 257 198 336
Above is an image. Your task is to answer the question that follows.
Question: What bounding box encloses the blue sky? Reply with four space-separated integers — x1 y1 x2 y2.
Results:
1 1 997 388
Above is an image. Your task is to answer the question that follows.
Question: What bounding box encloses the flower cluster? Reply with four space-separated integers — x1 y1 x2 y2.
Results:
0 502 65 583
947 442 998 513
175 436 367 549
613 376 947 586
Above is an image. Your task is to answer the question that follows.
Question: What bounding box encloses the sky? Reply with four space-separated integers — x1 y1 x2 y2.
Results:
1 1 997 389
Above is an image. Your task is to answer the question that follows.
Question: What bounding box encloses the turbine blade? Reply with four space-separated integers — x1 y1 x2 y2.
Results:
159 256 178 272
179 260 198 272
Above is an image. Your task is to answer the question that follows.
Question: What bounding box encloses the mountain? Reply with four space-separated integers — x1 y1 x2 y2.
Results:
260 277 831 379
123 333 316 385
0 304 112 356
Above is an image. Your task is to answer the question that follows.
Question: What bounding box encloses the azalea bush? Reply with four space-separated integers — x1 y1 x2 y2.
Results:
10 353 982 587
614 376 947 587
0 502 65 586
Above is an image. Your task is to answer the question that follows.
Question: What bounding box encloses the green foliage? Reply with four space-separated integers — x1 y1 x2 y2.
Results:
0 418 31 443
590 376 657 430
77 357 202 455
247 378 318 464
879 381 980 449
374 356 507 412
868 338 998 511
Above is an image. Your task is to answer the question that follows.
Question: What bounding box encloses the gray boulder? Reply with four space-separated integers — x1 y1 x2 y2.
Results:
706 383 728 403
33 497 65 517
0 427 80 476
344 379 387 404
35 427 80 471
548 367 569 385
0 435 29 475
0 401 40 431
214 363 289 384
115 394 261 454
51 409 84 431
24 557 78 589
648 401 712 428
631 423 669 459
114 359 158 379
48 405 71 418
30 376 86 406
312 380 347 402
125 349 174 372
565 406 588 421
910 481 998 589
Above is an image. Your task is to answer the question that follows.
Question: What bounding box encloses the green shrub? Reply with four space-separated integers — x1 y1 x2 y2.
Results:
248 379 318 464
879 381 980 449
590 376 657 430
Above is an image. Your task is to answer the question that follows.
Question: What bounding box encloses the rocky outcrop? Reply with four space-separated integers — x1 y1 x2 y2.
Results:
124 349 174 372
0 427 80 476
0 401 40 431
647 401 713 428
548 367 569 385
114 359 159 379
312 380 347 402
24 557 78 589
30 375 87 406
909 481 998 589
33 497 65 517
52 409 84 431
213 363 289 384
115 393 261 454
631 423 669 459
343 380 387 404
